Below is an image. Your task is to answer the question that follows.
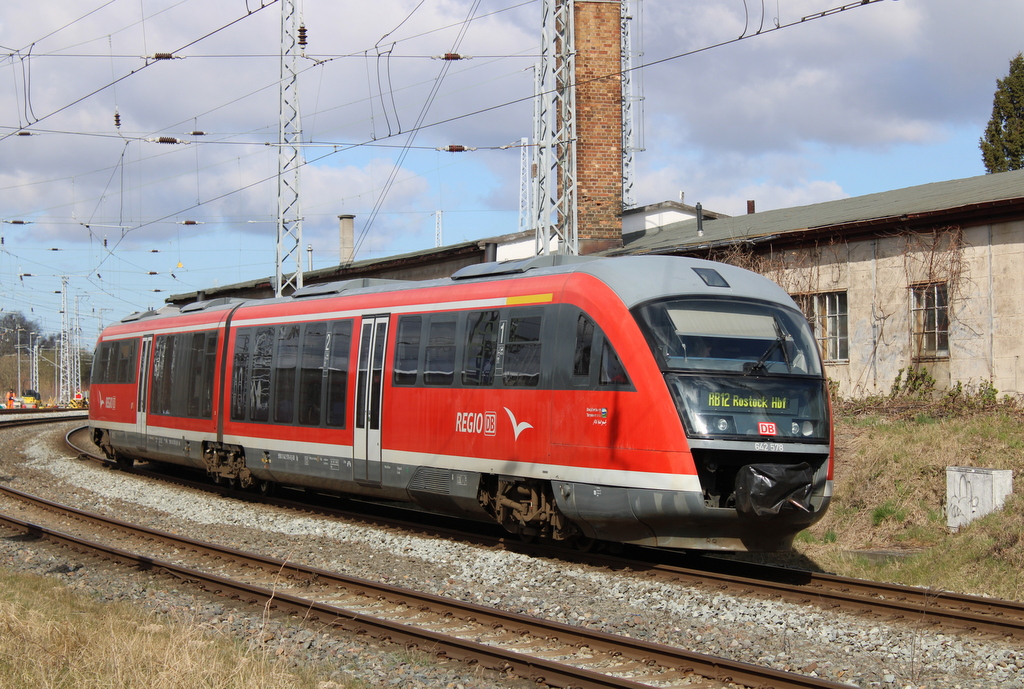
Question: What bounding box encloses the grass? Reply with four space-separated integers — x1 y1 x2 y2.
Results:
0 569 341 689
779 398 1024 601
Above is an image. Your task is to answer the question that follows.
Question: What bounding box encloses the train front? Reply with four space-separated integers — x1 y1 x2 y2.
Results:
630 269 833 551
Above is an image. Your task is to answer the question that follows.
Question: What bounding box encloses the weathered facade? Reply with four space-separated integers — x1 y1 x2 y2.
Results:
611 169 1024 397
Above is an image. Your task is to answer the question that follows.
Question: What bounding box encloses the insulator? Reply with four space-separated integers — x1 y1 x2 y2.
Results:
9 220 27 224
440 144 467 152
16 130 32 136
103 237 108 247
443 53 463 60
153 52 174 60
298 25 308 47
189 131 206 136
157 136 179 144
148 271 158 275
182 220 199 225
114 110 121 128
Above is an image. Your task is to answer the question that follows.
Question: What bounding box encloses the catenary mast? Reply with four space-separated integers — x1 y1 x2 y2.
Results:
275 0 304 296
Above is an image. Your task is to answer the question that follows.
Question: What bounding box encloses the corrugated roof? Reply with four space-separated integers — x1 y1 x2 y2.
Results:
612 168 1024 255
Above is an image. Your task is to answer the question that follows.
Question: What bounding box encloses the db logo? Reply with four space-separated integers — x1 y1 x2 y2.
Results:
758 422 777 436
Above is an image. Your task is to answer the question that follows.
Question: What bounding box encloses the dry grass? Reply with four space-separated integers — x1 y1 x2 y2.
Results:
0 569 341 689
784 399 1024 601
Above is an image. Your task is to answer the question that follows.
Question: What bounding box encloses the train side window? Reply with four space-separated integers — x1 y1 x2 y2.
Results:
463 310 499 386
115 339 138 384
274 325 300 424
150 335 176 415
573 314 596 380
200 332 218 418
231 329 252 421
325 320 353 427
424 317 457 386
369 321 387 429
393 316 421 386
185 333 207 417
599 339 630 386
504 313 542 387
250 327 274 422
92 343 111 384
298 322 327 426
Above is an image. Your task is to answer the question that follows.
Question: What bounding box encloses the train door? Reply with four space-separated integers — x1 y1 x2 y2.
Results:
353 315 389 485
136 335 153 451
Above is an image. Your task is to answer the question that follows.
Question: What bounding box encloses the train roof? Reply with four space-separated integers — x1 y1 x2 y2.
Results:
110 255 796 329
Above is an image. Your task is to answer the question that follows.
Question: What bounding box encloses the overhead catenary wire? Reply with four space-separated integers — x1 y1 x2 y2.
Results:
5 0 888 256
0 0 283 143
0 0 890 328
352 0 483 258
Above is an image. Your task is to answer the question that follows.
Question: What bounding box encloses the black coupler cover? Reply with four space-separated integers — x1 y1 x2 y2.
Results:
735 462 814 518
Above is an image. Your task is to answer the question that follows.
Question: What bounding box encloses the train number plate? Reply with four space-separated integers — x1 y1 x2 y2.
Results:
754 442 784 452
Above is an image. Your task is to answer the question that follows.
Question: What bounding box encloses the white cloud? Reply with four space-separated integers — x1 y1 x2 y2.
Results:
3 0 1024 338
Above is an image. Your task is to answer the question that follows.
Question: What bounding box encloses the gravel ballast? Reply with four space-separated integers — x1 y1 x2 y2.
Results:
1 423 1022 689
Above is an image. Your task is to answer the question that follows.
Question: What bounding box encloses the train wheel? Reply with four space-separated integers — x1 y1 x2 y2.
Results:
255 480 276 497
516 526 538 544
114 453 134 470
572 535 597 553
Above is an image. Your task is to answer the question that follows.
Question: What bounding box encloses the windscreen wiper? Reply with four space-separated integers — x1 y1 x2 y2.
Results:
746 316 791 375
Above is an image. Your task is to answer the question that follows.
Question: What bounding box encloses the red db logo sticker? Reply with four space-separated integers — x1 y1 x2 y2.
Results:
758 422 777 436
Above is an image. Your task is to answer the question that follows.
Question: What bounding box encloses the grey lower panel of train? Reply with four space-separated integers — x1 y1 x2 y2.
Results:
102 425 830 552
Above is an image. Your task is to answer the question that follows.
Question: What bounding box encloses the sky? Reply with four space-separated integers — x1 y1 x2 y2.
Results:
0 0 1021 347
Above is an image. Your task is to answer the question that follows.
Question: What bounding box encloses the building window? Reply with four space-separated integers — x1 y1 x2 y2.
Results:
911 282 949 359
798 292 848 362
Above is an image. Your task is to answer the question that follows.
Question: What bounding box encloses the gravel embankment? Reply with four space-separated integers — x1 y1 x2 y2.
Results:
1 423 1022 689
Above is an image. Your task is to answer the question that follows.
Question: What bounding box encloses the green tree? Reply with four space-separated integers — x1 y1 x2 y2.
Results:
0 311 51 356
980 52 1024 173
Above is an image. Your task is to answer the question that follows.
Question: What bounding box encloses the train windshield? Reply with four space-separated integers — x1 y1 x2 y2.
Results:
636 297 828 443
635 297 822 377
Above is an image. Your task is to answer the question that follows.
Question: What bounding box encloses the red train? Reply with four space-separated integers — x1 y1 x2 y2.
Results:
89 255 833 552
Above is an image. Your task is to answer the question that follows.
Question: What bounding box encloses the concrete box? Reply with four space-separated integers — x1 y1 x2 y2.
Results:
946 466 1014 532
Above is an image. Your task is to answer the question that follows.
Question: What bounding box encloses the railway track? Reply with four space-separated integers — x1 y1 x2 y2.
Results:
0 482 851 689
0 408 88 429
62 424 1024 643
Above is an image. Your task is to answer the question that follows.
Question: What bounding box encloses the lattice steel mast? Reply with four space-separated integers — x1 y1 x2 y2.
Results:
72 296 82 398
518 137 532 235
621 0 643 210
275 0 304 296
58 276 71 406
533 0 578 256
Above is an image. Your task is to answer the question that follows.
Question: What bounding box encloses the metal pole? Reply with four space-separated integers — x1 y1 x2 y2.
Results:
275 0 304 296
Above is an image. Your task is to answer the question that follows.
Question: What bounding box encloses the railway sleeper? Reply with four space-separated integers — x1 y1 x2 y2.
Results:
202 443 252 488
479 477 579 542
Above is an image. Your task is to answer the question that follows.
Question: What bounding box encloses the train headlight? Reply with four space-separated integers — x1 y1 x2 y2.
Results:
697 415 734 435
791 421 800 435
801 420 814 436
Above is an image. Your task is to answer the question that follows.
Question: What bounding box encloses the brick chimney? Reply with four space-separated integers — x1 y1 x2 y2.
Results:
574 0 623 255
